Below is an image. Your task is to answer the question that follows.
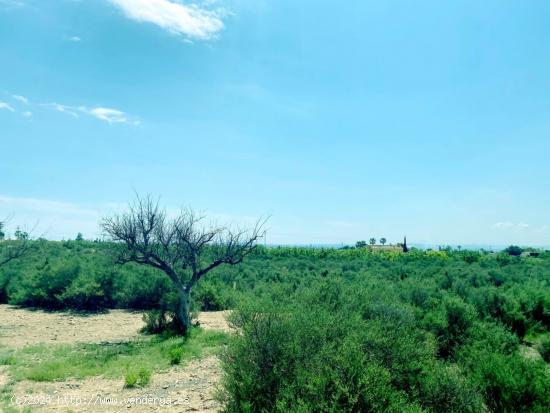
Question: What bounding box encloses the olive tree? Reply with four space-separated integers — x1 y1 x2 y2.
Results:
101 195 265 335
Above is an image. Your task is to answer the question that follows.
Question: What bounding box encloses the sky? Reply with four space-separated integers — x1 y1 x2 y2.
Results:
1 0 550 247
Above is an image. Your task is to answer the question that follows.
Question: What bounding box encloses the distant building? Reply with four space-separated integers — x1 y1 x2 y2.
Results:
366 245 403 253
364 237 409 253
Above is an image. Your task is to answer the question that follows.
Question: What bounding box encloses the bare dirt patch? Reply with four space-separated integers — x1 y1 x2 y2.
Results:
0 365 8 387
0 305 229 349
1 306 230 412
195 311 231 333
0 305 144 349
11 356 222 413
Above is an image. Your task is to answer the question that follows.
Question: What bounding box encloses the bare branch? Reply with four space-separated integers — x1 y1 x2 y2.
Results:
0 219 35 267
101 194 267 334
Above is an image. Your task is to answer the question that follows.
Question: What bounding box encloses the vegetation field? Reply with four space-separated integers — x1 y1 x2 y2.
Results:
1 240 549 412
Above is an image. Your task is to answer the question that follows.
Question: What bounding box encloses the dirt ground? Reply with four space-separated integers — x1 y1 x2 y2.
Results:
0 305 230 413
0 305 230 349
11 356 222 413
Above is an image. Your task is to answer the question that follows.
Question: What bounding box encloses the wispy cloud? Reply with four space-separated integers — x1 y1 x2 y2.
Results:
46 103 80 118
86 107 128 124
42 101 139 125
12 94 29 104
493 222 530 230
107 0 225 40
69 36 81 42
5 93 139 125
0 102 15 112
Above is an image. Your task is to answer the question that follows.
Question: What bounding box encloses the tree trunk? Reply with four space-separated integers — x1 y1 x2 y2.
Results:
174 287 192 335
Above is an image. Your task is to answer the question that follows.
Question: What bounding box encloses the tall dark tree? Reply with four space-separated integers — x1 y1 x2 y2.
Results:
380 237 387 246
102 195 265 335
369 238 377 246
355 240 367 249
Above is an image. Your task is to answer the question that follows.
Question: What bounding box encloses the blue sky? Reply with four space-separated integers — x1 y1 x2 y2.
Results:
1 0 549 246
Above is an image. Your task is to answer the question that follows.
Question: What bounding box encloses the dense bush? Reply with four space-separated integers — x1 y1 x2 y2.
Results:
460 349 550 412
535 335 550 362
220 280 485 413
424 296 476 359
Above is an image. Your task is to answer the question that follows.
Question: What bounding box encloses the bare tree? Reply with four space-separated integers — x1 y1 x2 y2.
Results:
101 195 266 335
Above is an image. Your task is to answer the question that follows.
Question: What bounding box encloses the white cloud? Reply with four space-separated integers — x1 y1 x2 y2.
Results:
86 107 128 124
107 0 224 40
42 101 138 125
493 222 514 229
47 103 79 118
7 92 140 126
12 94 28 104
70 36 81 42
493 222 530 230
0 102 15 112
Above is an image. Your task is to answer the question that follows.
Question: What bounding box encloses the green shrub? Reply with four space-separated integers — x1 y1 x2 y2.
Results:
112 268 171 310
141 309 171 334
124 368 151 388
463 350 550 412
124 372 138 388
425 296 476 359
534 335 550 362
0 355 16 366
220 282 483 413
419 364 483 413
58 270 115 311
169 347 184 365
138 368 151 386
195 285 227 311
9 262 81 309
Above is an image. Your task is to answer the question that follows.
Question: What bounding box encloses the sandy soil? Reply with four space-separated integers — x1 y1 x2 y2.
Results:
0 305 230 349
11 356 222 413
0 365 8 387
0 305 230 413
